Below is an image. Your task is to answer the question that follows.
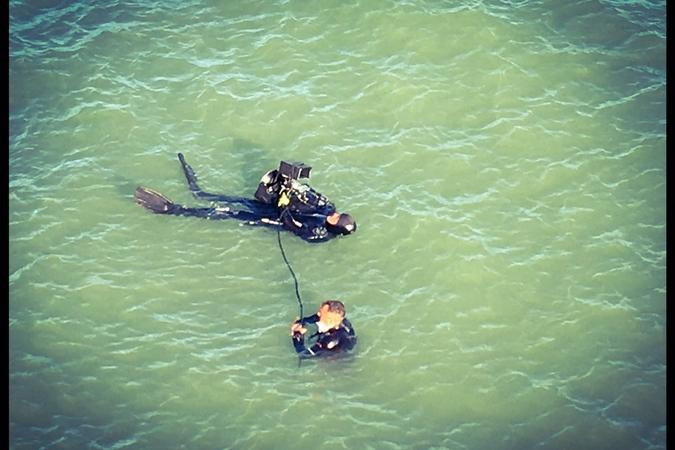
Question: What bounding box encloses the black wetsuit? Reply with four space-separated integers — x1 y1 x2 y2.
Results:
168 153 341 243
291 314 357 359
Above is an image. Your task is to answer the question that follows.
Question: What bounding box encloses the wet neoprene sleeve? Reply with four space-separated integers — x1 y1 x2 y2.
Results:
298 314 320 325
291 318 356 358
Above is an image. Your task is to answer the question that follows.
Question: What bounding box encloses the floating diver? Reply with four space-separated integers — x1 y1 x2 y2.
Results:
134 153 357 242
290 300 357 359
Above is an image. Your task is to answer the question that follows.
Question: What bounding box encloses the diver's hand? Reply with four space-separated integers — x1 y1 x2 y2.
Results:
291 322 307 336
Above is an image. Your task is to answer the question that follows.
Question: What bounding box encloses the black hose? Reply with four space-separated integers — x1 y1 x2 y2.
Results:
277 229 303 318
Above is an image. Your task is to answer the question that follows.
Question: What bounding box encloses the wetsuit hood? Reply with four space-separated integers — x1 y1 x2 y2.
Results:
326 213 356 235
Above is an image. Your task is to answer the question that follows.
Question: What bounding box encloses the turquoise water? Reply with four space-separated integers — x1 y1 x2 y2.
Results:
9 1 666 449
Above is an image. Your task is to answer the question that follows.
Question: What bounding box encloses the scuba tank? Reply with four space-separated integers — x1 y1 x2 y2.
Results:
254 167 335 215
254 169 281 204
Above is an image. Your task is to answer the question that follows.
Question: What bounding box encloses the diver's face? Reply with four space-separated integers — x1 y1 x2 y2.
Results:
326 212 340 225
317 305 343 332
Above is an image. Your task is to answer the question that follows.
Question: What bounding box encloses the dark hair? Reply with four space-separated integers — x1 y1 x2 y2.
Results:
320 300 346 316
326 213 356 235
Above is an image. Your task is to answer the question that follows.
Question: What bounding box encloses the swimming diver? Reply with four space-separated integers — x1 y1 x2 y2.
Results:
134 153 356 242
290 300 357 359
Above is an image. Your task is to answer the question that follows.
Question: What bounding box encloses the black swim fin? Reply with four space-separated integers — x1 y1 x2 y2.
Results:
134 186 175 214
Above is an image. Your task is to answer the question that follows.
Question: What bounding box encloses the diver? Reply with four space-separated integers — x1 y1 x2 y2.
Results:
290 300 357 359
134 153 356 242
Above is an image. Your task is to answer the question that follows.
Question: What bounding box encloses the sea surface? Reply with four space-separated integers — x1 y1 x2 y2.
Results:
9 1 666 449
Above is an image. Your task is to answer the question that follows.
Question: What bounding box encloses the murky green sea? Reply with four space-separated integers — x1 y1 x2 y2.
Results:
9 1 666 449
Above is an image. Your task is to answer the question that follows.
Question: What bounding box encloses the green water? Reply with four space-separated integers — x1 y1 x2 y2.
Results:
10 1 666 449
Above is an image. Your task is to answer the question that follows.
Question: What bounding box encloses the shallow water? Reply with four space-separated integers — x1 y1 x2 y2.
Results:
9 1 666 449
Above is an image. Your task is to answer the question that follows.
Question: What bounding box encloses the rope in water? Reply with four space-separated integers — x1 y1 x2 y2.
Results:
277 229 304 318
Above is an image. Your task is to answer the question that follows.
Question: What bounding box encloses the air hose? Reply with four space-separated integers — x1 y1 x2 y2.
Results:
276 229 304 319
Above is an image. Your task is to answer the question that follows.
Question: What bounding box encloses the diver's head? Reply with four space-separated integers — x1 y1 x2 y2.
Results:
317 300 346 332
326 212 356 235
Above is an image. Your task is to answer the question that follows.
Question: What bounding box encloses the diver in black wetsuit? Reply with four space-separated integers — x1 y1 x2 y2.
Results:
291 300 356 359
134 153 356 243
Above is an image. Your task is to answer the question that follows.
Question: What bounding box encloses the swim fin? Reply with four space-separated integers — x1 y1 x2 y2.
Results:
134 186 175 213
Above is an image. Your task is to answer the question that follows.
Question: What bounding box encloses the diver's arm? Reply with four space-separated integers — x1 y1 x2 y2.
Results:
298 314 319 326
279 208 303 229
279 209 333 243
290 315 324 358
292 332 327 359
292 332 310 355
